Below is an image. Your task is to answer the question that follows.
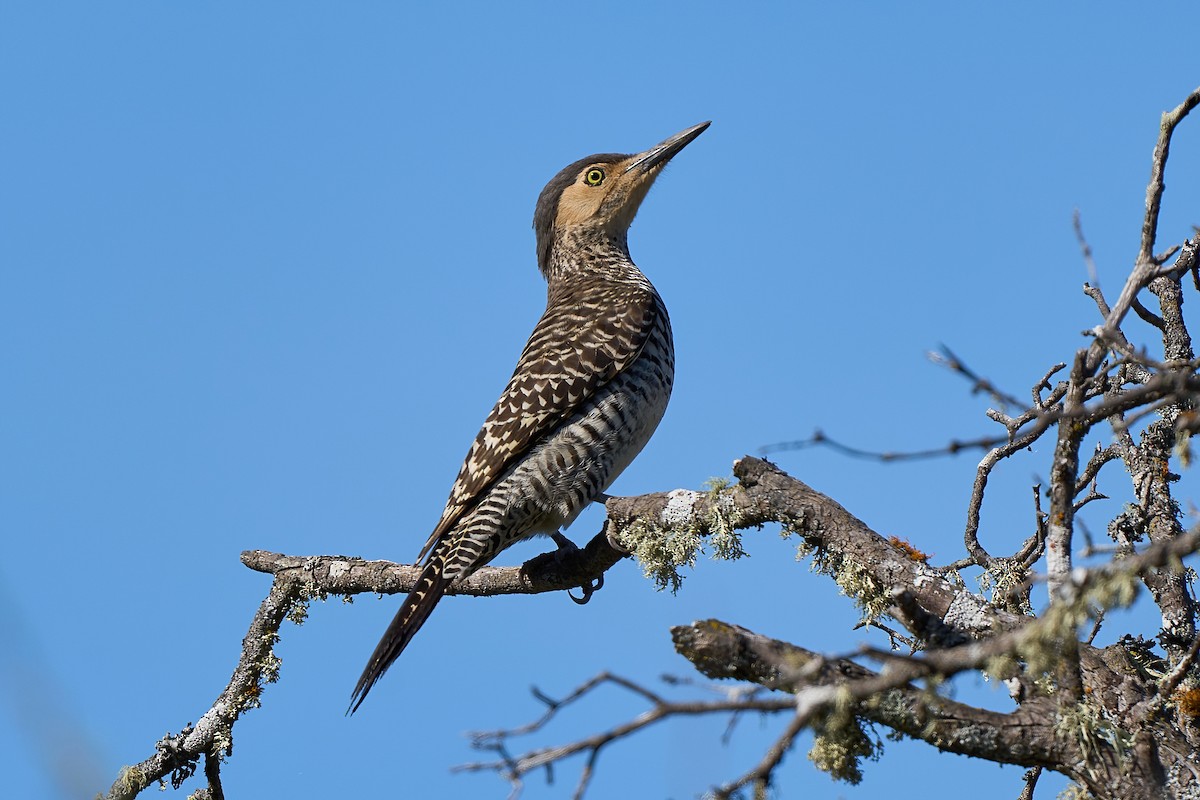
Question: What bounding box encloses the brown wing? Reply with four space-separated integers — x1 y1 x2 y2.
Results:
416 280 660 561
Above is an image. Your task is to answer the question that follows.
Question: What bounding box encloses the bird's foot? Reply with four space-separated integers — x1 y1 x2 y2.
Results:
533 532 603 604
550 532 604 604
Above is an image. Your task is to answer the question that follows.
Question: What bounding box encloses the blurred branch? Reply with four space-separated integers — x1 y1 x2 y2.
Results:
1075 209 1101 288
929 343 1024 409
759 429 1006 461
454 672 792 800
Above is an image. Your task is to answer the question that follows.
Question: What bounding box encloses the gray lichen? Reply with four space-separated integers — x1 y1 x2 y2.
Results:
616 515 702 593
808 687 882 784
1055 701 1134 777
613 478 747 593
804 546 890 624
978 557 1033 614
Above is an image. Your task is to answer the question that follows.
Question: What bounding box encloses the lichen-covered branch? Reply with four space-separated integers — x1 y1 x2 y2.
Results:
673 620 1075 773
104 527 630 799
241 521 628 599
102 576 304 800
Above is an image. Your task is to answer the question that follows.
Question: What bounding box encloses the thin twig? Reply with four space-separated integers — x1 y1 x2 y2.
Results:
1158 635 1200 700
930 344 1024 409
760 429 1006 461
1075 210 1100 288
710 707 809 799
1018 766 1043 800
1141 88 1200 265
456 672 794 792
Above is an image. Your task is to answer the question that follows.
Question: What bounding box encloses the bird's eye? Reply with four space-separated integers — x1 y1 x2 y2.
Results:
584 168 605 186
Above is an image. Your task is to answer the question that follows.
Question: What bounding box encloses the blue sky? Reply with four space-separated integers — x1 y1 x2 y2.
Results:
4 4 1200 799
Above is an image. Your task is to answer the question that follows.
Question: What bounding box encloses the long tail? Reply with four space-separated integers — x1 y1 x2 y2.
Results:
348 555 452 714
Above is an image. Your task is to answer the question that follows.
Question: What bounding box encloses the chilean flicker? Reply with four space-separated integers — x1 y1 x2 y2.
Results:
350 122 709 712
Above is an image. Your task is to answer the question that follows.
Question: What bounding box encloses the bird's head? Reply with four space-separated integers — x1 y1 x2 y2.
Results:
533 121 710 277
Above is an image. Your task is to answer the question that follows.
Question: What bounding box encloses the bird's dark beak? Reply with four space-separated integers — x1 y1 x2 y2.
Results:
624 121 711 174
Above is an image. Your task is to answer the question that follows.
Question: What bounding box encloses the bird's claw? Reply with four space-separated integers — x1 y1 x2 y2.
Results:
550 531 579 553
568 573 604 604
550 532 605 604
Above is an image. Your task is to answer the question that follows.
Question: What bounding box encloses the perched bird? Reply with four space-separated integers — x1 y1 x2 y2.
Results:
349 122 709 712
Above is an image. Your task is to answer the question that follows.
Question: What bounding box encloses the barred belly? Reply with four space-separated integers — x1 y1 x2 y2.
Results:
442 321 673 580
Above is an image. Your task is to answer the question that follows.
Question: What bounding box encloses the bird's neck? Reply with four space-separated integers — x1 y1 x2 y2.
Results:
543 226 648 284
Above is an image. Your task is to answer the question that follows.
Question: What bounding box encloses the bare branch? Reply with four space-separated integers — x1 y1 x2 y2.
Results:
242 522 627 599
1133 298 1167 331
454 671 793 794
1018 767 1043 800
929 343 1024 409
1075 209 1100 289
1140 87 1200 266
1158 634 1200 702
759 429 1006 462
1077 443 1122 495
710 708 808 799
